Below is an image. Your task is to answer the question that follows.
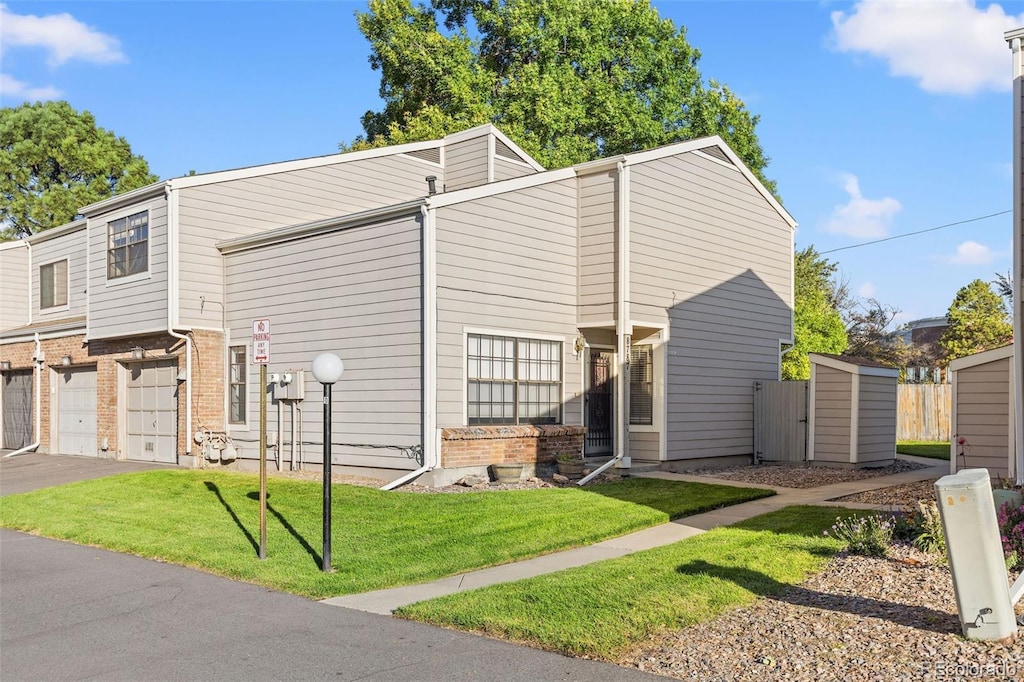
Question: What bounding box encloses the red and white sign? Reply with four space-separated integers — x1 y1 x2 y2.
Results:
252 319 271 364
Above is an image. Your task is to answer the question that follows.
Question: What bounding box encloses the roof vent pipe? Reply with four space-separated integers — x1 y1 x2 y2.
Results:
426 176 437 195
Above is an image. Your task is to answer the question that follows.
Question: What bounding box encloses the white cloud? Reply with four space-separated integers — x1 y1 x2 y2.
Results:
823 173 902 238
857 281 877 298
0 72 60 100
946 240 996 265
831 0 1024 95
0 4 125 67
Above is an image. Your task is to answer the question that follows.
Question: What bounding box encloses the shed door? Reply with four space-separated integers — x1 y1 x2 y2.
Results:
58 368 98 456
126 360 178 463
2 370 33 449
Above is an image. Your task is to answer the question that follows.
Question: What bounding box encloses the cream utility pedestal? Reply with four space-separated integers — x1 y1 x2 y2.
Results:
934 469 1018 642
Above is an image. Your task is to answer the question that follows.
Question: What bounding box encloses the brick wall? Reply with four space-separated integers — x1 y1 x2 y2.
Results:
440 425 585 468
0 329 224 463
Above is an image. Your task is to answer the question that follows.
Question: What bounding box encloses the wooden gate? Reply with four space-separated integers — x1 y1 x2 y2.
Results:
753 380 808 463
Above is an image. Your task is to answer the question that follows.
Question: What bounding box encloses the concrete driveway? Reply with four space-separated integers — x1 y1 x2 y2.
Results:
0 451 166 496
0 453 658 681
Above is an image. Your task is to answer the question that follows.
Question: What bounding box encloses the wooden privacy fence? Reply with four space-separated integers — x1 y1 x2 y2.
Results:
897 384 951 442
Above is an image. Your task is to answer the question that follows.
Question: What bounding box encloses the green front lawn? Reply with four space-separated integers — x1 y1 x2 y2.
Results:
398 506 863 659
0 470 772 599
896 441 950 460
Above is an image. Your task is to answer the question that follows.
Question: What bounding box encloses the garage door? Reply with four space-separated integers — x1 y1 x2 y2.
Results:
126 360 178 463
2 370 33 450
57 368 97 456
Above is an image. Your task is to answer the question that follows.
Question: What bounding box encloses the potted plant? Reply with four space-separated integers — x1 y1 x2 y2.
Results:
490 462 524 484
556 452 585 479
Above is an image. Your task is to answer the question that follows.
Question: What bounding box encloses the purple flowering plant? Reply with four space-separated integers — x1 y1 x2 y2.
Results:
997 502 1024 569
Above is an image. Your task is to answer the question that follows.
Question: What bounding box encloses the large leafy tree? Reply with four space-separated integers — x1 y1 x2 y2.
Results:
783 247 847 380
940 279 1013 362
0 101 157 240
349 0 775 194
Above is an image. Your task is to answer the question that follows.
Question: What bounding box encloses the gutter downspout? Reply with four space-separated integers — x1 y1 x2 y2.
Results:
381 204 437 489
165 184 193 457
5 333 42 457
579 161 630 485
1011 36 1024 485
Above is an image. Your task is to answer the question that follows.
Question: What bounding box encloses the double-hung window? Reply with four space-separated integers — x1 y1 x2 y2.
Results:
228 346 247 424
40 259 68 309
467 333 562 425
629 345 654 426
107 210 149 279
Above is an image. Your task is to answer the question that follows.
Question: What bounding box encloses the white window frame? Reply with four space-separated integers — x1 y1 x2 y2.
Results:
228 345 247 426
628 328 666 436
462 327 568 426
38 257 70 311
106 210 150 282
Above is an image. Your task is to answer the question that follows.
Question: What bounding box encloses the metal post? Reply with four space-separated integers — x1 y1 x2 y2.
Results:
259 364 267 560
322 383 332 572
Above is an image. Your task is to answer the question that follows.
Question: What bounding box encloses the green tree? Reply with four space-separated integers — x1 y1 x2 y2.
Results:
348 0 776 194
783 247 847 380
993 270 1013 305
939 279 1013 362
843 298 910 369
0 101 157 239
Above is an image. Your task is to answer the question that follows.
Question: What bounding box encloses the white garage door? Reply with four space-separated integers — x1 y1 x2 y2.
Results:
57 368 97 456
126 360 178 463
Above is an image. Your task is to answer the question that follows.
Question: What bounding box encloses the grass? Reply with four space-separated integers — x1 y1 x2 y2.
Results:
397 505 866 659
896 441 950 460
0 470 771 599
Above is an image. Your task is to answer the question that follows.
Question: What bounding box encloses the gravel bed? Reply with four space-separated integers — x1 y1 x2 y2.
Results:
681 460 930 489
397 472 623 494
623 545 1023 682
833 480 940 509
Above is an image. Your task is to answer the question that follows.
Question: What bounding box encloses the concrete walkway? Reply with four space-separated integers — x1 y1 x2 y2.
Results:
323 457 948 615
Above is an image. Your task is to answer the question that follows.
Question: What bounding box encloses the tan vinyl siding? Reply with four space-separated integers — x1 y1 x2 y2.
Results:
87 196 169 339
493 157 536 182
629 152 792 460
856 374 897 463
223 213 423 470
629 431 659 462
444 135 489 191
955 357 1012 476
813 365 852 463
578 171 617 324
435 179 581 427
0 244 29 330
32 227 87 320
177 154 439 329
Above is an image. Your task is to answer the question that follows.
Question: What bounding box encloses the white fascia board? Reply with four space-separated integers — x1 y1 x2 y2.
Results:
425 168 577 209
0 238 29 252
215 199 426 254
490 128 545 171
443 124 546 172
165 140 444 191
79 182 168 217
1006 27 1024 43
949 344 1014 372
442 123 495 144
26 219 87 244
809 353 899 378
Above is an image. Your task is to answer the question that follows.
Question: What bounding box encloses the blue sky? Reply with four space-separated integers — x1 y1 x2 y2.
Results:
2 0 1022 324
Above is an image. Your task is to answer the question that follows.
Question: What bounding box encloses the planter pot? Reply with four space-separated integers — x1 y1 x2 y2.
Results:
557 460 585 479
490 463 524 484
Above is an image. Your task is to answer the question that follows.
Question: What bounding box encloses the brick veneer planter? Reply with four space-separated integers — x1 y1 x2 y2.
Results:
440 425 585 468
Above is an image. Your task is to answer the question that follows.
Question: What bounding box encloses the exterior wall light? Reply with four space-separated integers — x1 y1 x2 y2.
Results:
0 361 10 371
62 355 72 367
131 346 145 360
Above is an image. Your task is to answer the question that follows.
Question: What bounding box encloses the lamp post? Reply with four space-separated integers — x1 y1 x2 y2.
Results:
311 353 344 572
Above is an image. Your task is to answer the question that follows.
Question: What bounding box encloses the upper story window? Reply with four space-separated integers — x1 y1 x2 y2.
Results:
467 333 562 425
40 259 68 309
107 211 149 279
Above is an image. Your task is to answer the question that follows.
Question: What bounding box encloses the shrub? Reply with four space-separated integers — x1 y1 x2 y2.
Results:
997 502 1024 569
911 501 946 559
825 514 893 557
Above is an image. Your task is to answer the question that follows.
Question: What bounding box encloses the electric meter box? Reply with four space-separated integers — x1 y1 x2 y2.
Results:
934 469 1017 642
281 370 304 400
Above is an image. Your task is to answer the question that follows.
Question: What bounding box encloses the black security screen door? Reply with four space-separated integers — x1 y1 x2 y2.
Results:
586 351 613 455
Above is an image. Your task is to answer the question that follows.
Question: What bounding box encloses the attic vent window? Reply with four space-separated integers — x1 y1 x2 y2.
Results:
697 145 733 165
494 138 519 161
405 147 441 165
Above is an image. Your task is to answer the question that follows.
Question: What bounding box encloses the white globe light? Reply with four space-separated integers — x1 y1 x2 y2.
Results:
311 353 344 384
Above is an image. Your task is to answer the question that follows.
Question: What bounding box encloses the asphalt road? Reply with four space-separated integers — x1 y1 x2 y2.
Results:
0 454 659 681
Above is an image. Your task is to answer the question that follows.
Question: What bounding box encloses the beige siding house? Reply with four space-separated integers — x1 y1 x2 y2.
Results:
1 123 796 487
949 345 1015 478
808 354 898 467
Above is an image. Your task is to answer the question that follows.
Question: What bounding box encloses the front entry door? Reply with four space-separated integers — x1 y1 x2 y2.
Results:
586 351 614 455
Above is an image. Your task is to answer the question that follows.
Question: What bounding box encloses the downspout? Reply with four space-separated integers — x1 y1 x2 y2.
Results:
164 184 193 456
381 204 437 489
1011 35 1024 485
579 161 630 485
5 333 42 457
26 239 33 326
